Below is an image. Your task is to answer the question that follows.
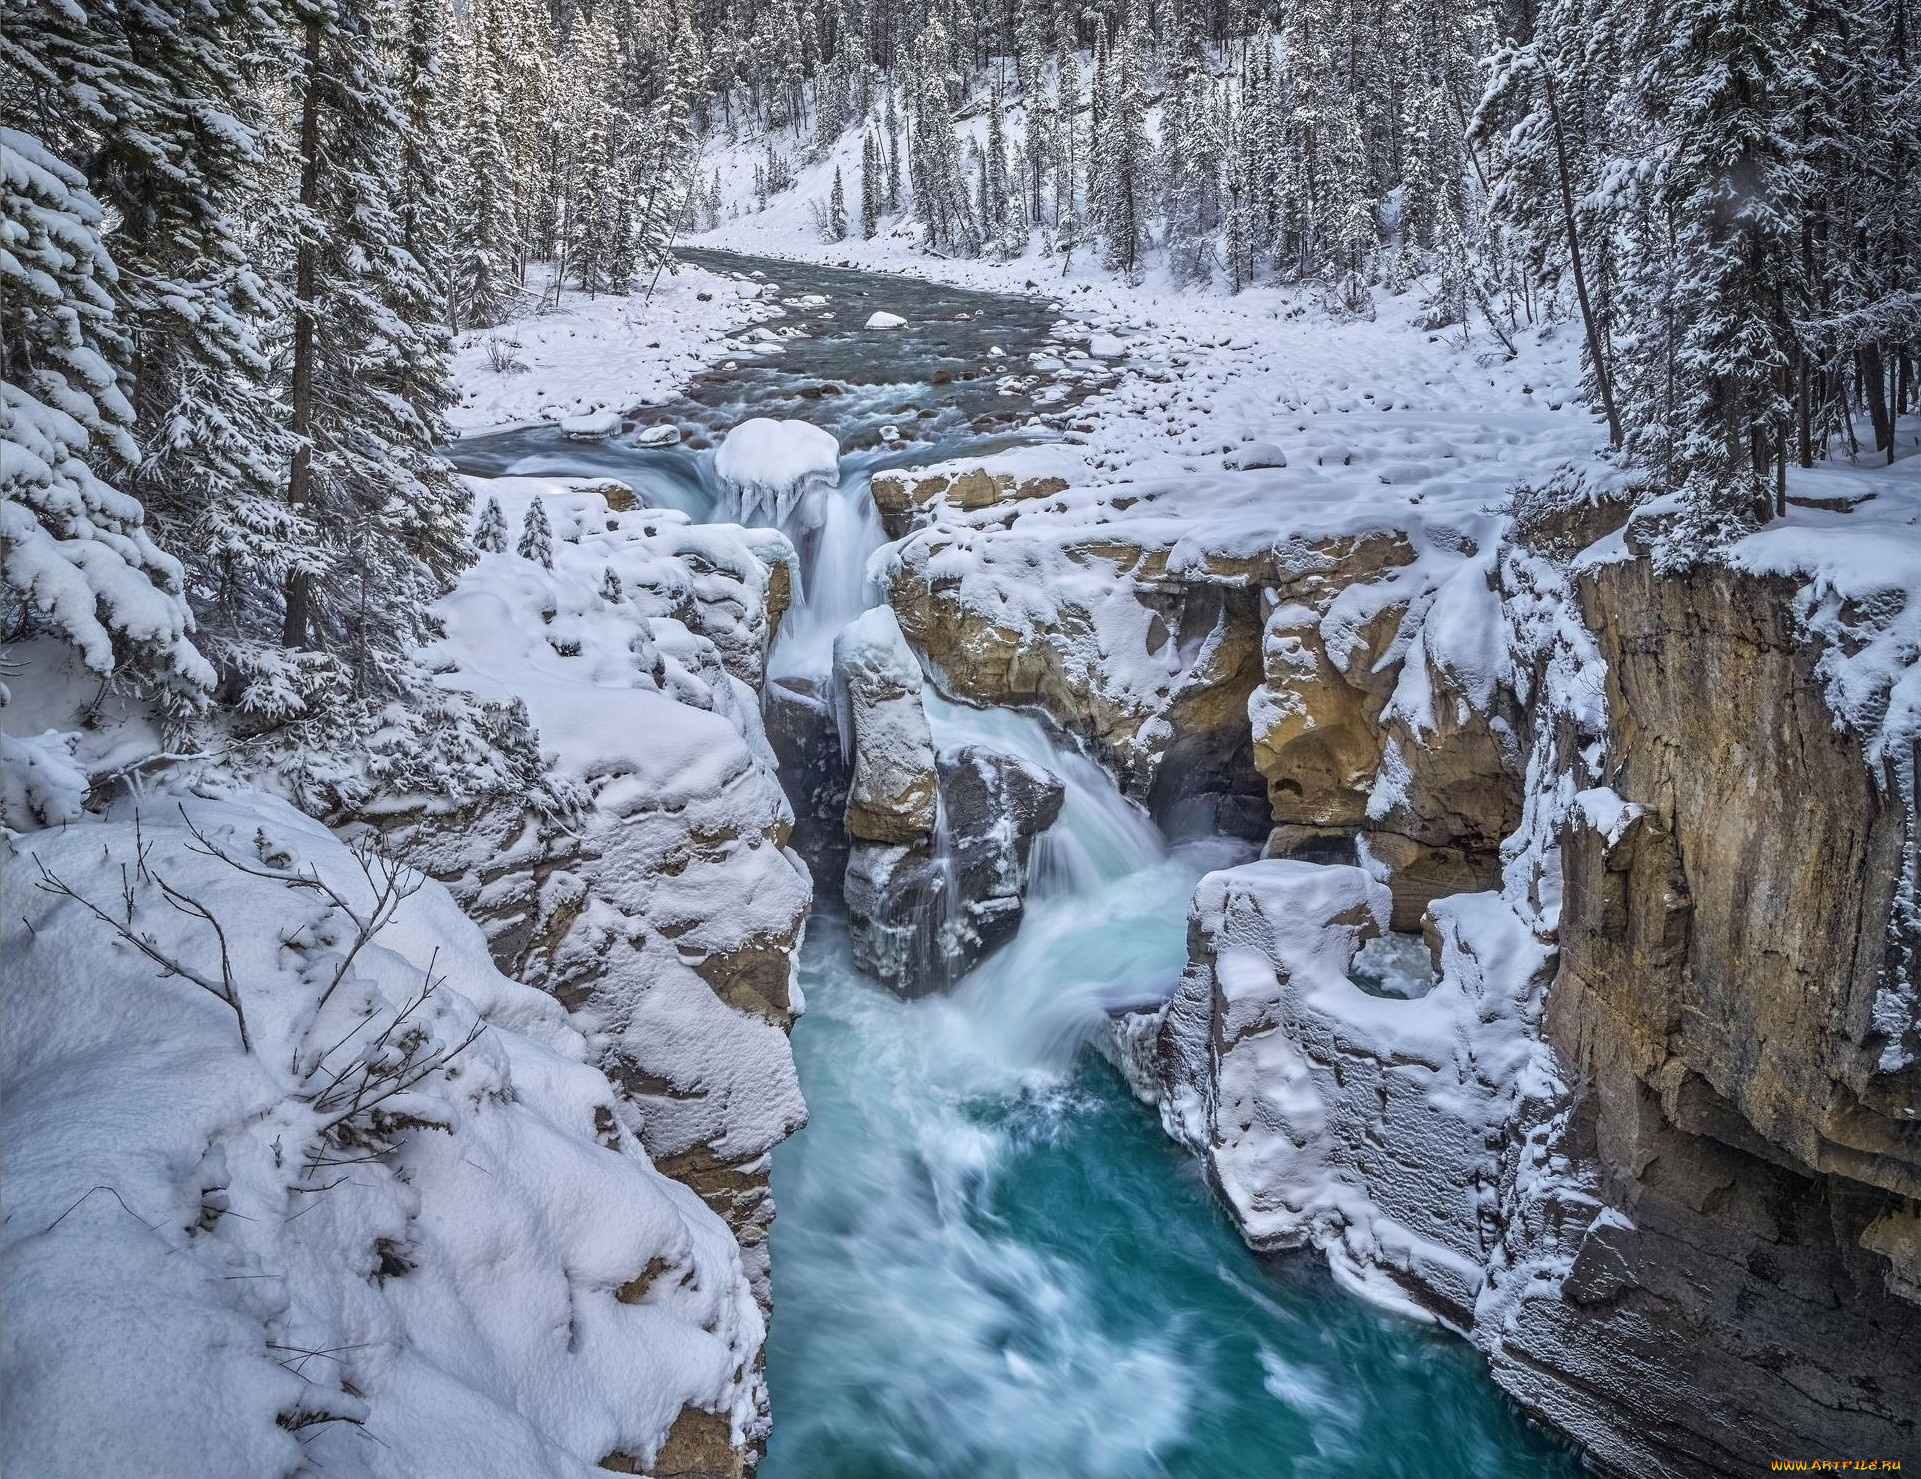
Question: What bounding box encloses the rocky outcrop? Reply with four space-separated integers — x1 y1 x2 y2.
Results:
763 675 852 896
886 482 1525 919
885 512 1269 842
1120 859 1564 1331
1127 524 1921 1476
1481 552 1921 1477
359 480 813 1472
870 468 1069 541
844 746 1064 996
834 605 939 845
1249 530 1524 930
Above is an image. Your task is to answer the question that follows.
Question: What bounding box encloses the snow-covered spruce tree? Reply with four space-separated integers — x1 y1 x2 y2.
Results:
908 17 981 255
473 496 509 553
883 86 902 211
0 127 213 702
630 12 704 276
452 34 521 329
1476 0 1626 445
828 165 849 240
1637 0 1816 541
517 497 554 567
1160 33 1221 285
277 0 472 712
1 0 309 705
861 130 882 236
982 90 1025 257
1091 12 1149 280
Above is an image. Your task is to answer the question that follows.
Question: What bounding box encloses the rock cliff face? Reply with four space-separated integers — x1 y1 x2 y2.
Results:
1485 552 1921 1476
1114 516 1919 1473
883 469 1524 921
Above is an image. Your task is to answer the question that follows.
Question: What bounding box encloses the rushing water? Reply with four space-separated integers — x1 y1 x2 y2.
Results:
452 252 1584 1479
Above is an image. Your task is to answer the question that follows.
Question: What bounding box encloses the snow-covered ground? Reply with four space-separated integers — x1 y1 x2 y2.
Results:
447 262 766 434
2 796 765 1479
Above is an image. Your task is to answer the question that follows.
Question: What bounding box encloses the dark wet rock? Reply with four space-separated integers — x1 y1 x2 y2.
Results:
763 676 852 900
845 746 1065 997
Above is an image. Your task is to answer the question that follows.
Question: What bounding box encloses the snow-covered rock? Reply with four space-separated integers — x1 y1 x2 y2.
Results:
832 605 936 845
637 422 682 447
560 409 621 440
377 476 809 1342
713 417 840 528
864 310 907 329
1224 441 1286 470
1126 859 1563 1326
2 796 767 1479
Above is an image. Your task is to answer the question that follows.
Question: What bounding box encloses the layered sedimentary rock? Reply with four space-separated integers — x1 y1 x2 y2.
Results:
1126 510 1921 1476
883 487 1271 842
1484 549 1921 1476
883 465 1523 918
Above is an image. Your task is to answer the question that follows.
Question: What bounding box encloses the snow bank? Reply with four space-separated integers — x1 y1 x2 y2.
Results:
713 417 841 528
2 796 764 1479
447 264 759 434
406 475 811 1309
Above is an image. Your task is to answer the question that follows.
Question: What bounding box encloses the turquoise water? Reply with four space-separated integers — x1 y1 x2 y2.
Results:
762 703 1584 1479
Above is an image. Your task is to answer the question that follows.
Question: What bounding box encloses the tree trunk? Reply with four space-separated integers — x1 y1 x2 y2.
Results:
1541 60 1622 448
1860 341 1892 455
282 17 323 652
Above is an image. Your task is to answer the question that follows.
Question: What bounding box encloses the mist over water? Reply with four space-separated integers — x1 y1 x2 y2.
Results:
449 251 1581 1479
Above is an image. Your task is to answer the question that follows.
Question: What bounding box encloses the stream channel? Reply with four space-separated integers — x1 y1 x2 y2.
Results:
450 248 1584 1479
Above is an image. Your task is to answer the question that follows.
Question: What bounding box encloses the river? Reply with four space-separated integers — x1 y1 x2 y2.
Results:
448 248 1583 1479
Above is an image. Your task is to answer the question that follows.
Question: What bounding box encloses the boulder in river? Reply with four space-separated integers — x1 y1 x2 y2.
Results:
833 606 937 845
637 422 682 447
865 310 908 329
560 409 620 440
845 745 1065 997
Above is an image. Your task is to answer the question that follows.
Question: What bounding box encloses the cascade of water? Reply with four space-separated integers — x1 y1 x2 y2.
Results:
449 249 1586 1479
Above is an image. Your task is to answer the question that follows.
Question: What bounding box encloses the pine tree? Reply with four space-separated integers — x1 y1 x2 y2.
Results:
829 165 849 239
517 497 554 567
861 131 882 236
0 127 212 699
278 0 473 708
474 496 509 553
884 87 903 211
1092 12 1149 279
1 0 302 703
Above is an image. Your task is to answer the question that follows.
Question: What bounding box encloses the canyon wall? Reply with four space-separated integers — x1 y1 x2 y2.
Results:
888 464 1919 1473
365 480 813 1476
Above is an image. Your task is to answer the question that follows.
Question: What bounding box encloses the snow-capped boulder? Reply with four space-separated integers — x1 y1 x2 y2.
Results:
560 409 621 440
1225 441 1287 470
638 422 682 448
1126 858 1553 1326
864 311 907 330
714 417 840 528
832 605 936 845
